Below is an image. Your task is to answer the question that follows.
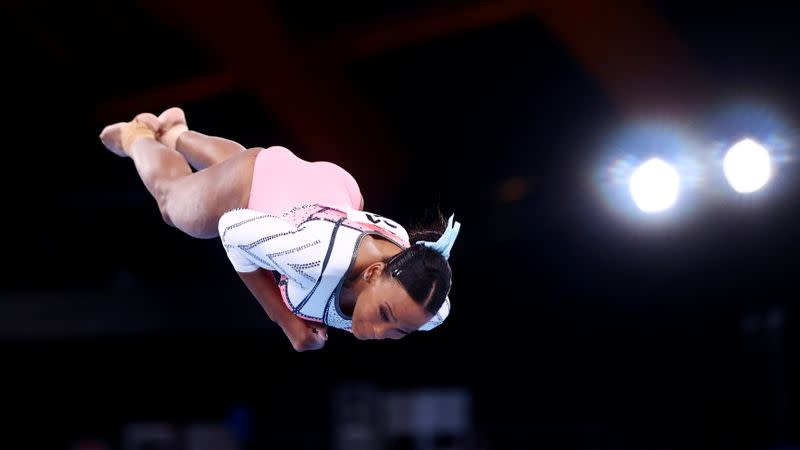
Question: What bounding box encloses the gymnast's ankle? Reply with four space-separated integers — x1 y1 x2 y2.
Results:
121 119 157 154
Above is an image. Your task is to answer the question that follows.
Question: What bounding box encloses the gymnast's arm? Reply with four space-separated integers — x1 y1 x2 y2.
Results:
237 269 327 352
218 208 327 351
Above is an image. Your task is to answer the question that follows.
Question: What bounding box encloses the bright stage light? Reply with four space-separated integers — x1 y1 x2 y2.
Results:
629 158 680 213
722 138 772 193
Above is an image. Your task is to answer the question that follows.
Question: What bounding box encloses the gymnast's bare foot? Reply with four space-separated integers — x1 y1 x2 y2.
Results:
99 113 159 157
157 107 189 151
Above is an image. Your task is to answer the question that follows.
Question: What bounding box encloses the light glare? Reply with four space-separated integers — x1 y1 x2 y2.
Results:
629 158 680 213
723 138 772 193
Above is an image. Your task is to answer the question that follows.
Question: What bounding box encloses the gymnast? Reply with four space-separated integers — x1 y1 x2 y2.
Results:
98 108 460 351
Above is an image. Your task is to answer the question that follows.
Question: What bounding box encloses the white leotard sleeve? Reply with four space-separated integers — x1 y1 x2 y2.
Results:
217 208 325 275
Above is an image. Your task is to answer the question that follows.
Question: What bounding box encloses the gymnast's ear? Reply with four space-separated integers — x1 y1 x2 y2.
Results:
362 262 387 283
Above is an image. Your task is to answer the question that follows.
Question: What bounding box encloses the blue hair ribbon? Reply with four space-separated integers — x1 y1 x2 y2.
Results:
418 214 461 260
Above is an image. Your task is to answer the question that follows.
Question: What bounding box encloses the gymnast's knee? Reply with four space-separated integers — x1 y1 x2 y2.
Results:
156 193 211 239
162 206 215 239
157 195 182 232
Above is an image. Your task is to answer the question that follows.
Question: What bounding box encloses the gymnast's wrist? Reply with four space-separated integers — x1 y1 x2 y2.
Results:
275 311 298 328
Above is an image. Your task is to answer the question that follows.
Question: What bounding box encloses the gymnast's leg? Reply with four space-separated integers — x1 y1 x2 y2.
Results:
157 106 366 211
157 107 250 171
99 114 262 239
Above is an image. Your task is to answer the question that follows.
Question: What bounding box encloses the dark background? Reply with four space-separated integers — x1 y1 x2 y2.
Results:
2 1 799 449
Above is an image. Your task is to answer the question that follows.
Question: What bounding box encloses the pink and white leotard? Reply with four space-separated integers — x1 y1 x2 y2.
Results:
217 147 449 332
247 146 363 215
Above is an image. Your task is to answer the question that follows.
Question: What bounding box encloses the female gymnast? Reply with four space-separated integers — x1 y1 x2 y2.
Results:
99 108 460 352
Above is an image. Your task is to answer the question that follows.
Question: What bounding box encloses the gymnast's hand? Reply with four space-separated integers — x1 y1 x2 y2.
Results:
280 315 328 352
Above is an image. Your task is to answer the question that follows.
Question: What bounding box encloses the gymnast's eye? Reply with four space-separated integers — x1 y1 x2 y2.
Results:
380 306 389 322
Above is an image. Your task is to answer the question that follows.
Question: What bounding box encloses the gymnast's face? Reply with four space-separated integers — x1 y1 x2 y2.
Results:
351 265 432 340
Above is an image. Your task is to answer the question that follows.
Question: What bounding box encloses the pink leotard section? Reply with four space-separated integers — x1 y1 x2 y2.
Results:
247 146 363 214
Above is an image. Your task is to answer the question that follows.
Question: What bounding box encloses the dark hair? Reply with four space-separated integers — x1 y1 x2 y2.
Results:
385 211 453 315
